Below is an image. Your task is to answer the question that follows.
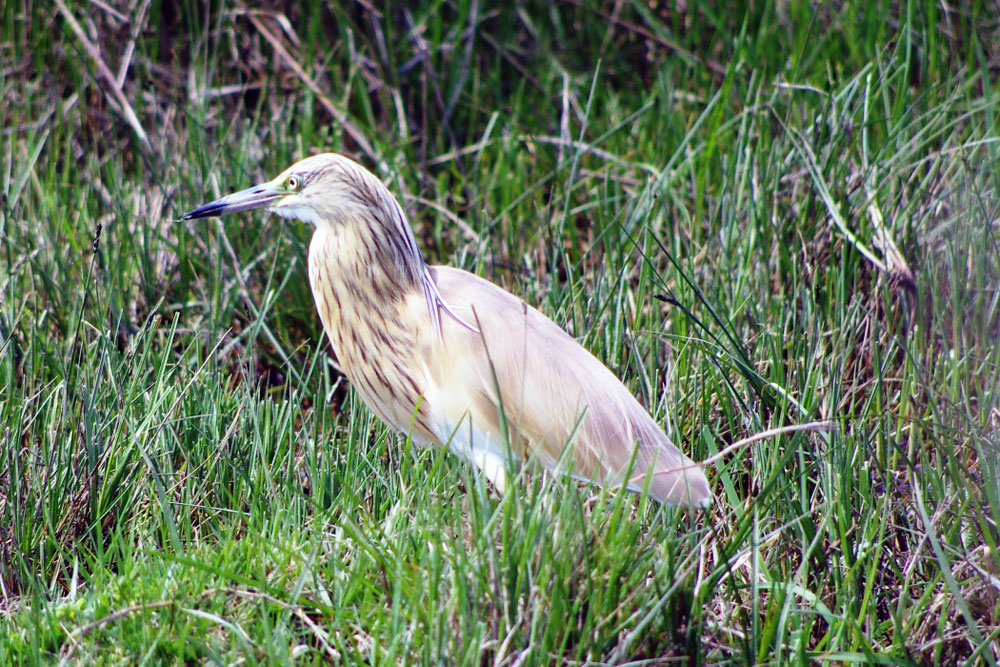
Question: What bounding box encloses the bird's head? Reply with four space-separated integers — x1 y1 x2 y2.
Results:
182 153 393 228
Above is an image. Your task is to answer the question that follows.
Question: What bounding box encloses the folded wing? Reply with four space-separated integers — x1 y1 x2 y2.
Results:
421 266 712 507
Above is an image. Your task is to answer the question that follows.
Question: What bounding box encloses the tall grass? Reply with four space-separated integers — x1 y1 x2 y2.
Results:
2 0 998 663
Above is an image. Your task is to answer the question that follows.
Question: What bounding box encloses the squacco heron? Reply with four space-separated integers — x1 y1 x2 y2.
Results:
183 153 711 507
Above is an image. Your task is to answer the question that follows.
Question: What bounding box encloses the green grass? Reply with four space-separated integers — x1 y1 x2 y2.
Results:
2 0 999 663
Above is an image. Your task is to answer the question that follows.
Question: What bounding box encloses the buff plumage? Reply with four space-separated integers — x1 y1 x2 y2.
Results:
183 153 712 507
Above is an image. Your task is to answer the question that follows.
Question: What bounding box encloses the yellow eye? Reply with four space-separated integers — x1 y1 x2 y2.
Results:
288 176 299 190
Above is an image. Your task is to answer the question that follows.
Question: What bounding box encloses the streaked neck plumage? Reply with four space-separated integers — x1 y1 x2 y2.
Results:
301 157 478 445
299 158 465 337
304 169 438 441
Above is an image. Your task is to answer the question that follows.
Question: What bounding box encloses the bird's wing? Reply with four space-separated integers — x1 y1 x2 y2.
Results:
418 266 711 507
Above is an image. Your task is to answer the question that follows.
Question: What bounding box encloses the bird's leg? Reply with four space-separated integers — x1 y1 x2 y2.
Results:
472 447 509 494
444 418 513 494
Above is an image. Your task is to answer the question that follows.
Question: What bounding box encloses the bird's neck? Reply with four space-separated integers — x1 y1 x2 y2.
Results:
325 193 431 278
307 221 430 337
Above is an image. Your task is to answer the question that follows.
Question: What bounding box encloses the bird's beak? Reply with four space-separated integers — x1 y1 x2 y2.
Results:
182 183 285 220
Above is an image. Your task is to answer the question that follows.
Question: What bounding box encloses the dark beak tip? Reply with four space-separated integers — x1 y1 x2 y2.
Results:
180 184 279 221
181 204 223 220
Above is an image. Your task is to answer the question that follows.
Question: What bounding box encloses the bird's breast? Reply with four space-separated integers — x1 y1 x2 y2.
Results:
307 227 437 444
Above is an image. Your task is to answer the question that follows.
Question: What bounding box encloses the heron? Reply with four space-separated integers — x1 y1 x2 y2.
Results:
183 153 712 507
